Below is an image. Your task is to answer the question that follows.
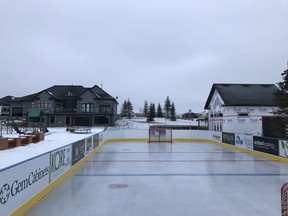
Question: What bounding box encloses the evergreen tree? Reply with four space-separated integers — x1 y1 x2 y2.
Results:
120 99 133 118
151 103 156 120
120 100 127 118
126 99 133 119
147 102 156 122
274 67 288 115
272 67 288 138
143 100 149 117
164 96 171 119
170 102 176 121
156 103 163 118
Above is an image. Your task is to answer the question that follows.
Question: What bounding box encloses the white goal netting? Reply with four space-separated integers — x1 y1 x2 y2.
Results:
148 127 172 143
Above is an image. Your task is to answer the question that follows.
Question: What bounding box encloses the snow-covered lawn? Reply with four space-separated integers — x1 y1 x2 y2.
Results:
115 117 198 129
0 127 104 169
0 117 194 169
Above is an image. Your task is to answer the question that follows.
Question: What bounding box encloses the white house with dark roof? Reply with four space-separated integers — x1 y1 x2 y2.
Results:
204 84 279 135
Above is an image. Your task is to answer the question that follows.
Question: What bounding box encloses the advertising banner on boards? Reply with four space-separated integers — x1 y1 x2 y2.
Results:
279 139 288 158
49 145 72 182
222 132 235 145
211 132 222 142
72 139 85 165
235 134 253 150
99 132 104 145
85 137 93 155
0 154 50 216
253 136 278 155
93 134 99 149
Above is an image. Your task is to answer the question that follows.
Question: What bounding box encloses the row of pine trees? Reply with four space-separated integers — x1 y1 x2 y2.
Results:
120 96 176 122
120 65 288 131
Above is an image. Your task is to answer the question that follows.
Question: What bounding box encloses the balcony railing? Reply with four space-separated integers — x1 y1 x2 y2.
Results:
29 107 115 115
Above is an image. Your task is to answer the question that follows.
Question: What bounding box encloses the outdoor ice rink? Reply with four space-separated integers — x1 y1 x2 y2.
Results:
24 141 288 216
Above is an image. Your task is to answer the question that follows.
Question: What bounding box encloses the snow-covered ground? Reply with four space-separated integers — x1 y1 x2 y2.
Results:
0 118 194 169
0 127 104 169
114 117 198 129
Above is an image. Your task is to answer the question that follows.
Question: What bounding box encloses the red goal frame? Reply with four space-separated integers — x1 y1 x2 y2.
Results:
148 127 172 143
282 182 288 216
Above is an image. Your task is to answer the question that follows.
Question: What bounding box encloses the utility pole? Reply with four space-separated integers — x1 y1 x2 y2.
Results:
189 109 192 130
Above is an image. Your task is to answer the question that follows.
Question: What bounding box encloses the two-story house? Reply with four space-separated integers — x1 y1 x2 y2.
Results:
6 85 118 127
204 83 279 135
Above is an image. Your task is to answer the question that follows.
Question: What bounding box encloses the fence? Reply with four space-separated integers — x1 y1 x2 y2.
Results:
1 129 288 215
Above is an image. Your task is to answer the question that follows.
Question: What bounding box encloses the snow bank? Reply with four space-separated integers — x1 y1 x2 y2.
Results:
0 127 104 169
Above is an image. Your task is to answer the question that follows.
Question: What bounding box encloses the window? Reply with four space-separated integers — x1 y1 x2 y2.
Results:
50 116 55 124
219 122 222 131
210 112 223 118
12 107 23 117
216 122 222 132
99 104 111 113
66 116 71 125
37 100 51 111
1 106 9 115
238 112 249 117
213 122 217 131
81 103 94 113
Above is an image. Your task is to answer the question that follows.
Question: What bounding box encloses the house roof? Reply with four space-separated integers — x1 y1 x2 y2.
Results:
7 85 117 102
204 83 279 109
89 85 117 101
0 96 14 106
45 85 87 100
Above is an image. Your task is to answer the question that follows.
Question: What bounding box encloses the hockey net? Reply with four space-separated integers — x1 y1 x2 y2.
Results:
148 127 172 143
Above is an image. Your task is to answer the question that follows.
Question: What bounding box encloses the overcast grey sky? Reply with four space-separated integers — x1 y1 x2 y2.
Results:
0 0 287 114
